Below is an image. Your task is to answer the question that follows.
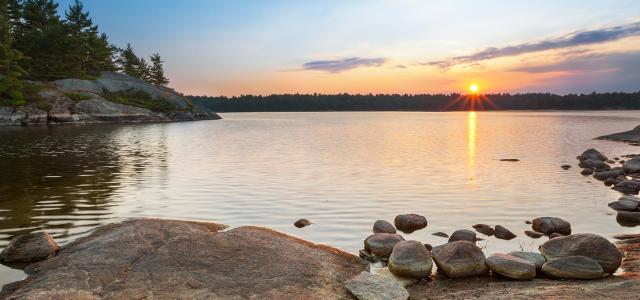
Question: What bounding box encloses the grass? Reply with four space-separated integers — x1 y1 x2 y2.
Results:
102 89 176 113
64 92 93 102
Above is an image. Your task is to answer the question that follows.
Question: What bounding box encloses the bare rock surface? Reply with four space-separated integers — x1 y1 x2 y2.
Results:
2 219 365 299
344 271 409 300
0 232 59 262
539 233 622 274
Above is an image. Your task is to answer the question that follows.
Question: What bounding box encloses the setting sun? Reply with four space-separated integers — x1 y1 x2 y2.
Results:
469 84 479 94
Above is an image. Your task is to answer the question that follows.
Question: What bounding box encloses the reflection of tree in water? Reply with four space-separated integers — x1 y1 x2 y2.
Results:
0 124 168 247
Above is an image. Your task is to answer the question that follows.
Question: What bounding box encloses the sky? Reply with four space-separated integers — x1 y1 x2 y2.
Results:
56 0 640 96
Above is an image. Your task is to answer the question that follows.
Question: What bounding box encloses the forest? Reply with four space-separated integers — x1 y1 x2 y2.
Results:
0 0 169 106
191 92 640 112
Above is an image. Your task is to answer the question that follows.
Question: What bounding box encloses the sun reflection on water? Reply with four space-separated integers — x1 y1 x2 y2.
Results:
467 111 477 180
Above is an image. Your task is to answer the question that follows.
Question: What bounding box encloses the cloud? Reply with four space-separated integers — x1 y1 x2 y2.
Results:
302 57 387 73
427 21 640 68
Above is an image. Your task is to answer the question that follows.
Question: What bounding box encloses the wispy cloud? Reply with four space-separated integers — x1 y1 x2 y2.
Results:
427 21 640 68
302 57 387 73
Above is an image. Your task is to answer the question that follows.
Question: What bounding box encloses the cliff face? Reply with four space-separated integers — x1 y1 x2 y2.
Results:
0 72 220 126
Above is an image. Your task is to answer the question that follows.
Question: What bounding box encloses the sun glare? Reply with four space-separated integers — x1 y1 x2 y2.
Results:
469 84 479 94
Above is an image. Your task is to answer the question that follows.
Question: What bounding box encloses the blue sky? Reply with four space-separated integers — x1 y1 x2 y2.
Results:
56 0 640 95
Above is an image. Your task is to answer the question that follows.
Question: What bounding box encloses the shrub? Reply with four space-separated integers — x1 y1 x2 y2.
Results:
102 89 176 113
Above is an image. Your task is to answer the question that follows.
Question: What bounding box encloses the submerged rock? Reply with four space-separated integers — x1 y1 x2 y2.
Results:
432 241 488 278
373 220 397 234
432 232 449 238
2 219 365 299
532 217 572 236
525 230 543 239
594 169 624 181
394 214 427 234
364 233 405 259
0 232 59 262
389 241 433 279
581 168 594 176
448 229 476 243
507 251 546 271
500 159 520 162
486 253 536 280
294 219 312 228
539 233 622 274
541 256 604 280
561 165 572 170
472 224 494 236
579 159 610 170
494 225 517 240
578 149 608 162
344 271 409 300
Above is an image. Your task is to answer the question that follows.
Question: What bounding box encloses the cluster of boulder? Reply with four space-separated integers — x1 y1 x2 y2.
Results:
576 148 640 226
347 214 622 300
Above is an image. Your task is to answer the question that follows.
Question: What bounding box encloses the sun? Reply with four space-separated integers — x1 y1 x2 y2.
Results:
469 84 479 94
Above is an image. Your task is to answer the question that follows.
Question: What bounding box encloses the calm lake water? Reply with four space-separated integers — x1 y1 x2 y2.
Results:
1 111 640 285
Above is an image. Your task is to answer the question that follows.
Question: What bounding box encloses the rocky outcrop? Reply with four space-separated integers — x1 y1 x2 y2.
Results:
0 72 220 126
597 125 640 144
2 219 365 299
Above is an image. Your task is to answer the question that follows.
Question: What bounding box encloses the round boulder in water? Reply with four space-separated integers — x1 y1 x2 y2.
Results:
432 241 488 278
448 229 476 243
532 217 572 236
541 256 604 280
494 225 517 240
0 232 59 262
372 220 397 234
539 233 621 274
486 253 536 280
364 233 405 259
394 214 428 234
389 240 433 279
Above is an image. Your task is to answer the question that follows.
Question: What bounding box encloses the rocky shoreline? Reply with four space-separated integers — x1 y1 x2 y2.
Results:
0 72 221 126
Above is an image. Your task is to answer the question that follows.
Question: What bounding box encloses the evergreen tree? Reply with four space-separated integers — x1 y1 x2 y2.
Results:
6 0 22 37
137 57 151 81
64 0 112 77
149 53 169 86
0 0 27 104
16 0 70 79
118 43 141 77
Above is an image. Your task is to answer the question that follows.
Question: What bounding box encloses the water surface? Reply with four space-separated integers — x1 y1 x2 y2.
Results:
1 111 639 285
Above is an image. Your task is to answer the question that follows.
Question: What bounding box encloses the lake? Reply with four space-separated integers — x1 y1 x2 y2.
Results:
1 111 639 285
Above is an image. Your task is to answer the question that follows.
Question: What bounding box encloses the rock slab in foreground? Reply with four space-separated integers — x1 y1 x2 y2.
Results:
2 219 365 299
539 233 622 274
344 271 409 300
0 232 59 262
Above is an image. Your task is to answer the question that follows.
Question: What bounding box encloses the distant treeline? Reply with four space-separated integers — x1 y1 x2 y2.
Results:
190 92 640 112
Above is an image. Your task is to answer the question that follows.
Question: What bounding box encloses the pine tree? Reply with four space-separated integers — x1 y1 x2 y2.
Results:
118 43 141 77
64 0 111 77
136 57 151 81
149 53 169 86
0 0 27 105
6 0 22 38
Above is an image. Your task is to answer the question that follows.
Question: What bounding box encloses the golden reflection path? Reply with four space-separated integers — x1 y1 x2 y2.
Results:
467 111 477 170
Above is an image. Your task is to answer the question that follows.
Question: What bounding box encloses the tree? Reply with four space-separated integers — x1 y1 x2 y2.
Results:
136 57 150 81
0 0 27 104
6 0 22 37
149 53 169 86
64 0 112 77
118 43 141 77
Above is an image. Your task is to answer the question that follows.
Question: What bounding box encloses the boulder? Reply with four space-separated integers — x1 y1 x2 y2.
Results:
472 224 494 236
578 159 610 170
388 241 433 279
578 149 607 162
344 271 409 300
0 232 59 262
539 233 622 274
532 217 572 236
616 211 640 227
581 169 594 176
494 225 517 240
3 219 365 299
623 157 640 174
373 220 397 234
608 199 640 211
612 180 640 194
524 230 543 239
294 219 312 228
448 229 476 243
561 165 572 170
541 256 604 280
507 251 546 271
594 169 624 181
486 253 536 280
432 241 488 278
364 233 405 258
394 214 427 234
